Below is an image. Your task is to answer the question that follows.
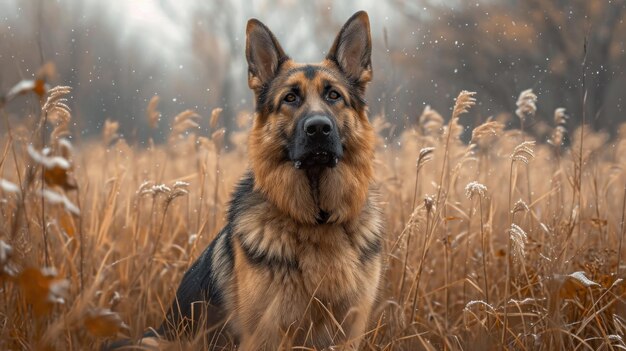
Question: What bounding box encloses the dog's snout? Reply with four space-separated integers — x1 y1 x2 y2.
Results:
304 115 333 138
291 114 342 169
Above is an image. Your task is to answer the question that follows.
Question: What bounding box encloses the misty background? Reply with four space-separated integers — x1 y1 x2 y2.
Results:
1 0 624 144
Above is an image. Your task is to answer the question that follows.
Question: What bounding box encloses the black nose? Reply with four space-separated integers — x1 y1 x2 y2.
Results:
304 115 333 137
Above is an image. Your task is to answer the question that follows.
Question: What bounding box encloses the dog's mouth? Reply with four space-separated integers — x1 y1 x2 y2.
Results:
294 150 340 170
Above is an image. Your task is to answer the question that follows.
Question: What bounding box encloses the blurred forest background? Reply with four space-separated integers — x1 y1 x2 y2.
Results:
1 0 624 143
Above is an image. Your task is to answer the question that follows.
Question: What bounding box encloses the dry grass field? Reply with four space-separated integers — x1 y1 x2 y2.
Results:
1 78 626 350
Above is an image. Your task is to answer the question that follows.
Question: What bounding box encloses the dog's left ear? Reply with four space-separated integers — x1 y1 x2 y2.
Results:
326 11 372 86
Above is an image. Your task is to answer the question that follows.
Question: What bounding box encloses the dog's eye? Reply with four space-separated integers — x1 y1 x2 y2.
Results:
327 90 341 101
283 93 298 103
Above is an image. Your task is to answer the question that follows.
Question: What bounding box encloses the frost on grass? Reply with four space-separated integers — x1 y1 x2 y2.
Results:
566 271 601 288
464 299 495 312
556 271 603 300
40 189 80 215
0 240 12 266
27 144 71 170
512 199 530 215
465 181 487 199
0 179 20 194
139 181 189 204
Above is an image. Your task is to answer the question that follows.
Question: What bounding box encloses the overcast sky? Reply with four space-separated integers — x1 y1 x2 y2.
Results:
1 0 403 71
0 0 414 139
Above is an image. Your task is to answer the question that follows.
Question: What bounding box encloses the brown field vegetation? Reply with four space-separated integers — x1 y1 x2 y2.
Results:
1 77 626 350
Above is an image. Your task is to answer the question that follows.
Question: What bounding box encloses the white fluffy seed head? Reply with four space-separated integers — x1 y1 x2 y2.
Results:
515 89 537 122
465 181 487 199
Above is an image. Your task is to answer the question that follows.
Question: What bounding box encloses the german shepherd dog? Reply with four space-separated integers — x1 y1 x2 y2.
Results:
111 10 382 351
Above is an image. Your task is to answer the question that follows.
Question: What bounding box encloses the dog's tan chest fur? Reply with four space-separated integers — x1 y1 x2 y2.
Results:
228 195 382 348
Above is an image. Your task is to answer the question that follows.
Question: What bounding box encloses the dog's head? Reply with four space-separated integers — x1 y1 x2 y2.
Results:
246 11 375 225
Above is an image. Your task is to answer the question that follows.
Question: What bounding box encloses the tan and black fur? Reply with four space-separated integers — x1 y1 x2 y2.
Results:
128 11 382 350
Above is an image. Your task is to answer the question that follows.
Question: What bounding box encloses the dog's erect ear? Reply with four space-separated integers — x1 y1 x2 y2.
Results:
246 19 288 91
326 11 372 86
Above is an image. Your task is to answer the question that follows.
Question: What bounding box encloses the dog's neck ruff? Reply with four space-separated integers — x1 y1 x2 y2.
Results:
307 167 331 225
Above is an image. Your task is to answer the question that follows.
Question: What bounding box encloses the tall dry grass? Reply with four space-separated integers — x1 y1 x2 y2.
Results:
1 74 625 350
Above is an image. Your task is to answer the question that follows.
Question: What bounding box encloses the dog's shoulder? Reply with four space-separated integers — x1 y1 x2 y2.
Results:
227 171 256 222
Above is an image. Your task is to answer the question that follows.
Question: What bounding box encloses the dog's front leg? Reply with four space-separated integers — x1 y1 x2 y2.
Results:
238 297 290 351
343 261 381 350
342 302 372 350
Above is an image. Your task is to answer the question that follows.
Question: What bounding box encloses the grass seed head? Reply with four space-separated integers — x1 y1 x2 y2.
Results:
511 140 536 164
451 90 476 120
57 138 74 159
417 147 435 169
103 119 120 146
136 181 154 195
549 108 569 147
424 194 435 212
146 95 161 129
553 107 568 126
471 119 504 147
170 110 201 142
210 107 223 130
465 181 487 199
508 223 528 261
212 128 226 151
42 86 71 114
152 184 172 195
418 105 444 137
166 188 189 204
512 199 530 215
515 89 537 122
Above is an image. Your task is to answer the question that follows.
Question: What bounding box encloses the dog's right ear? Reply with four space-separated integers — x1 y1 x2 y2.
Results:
246 19 288 92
